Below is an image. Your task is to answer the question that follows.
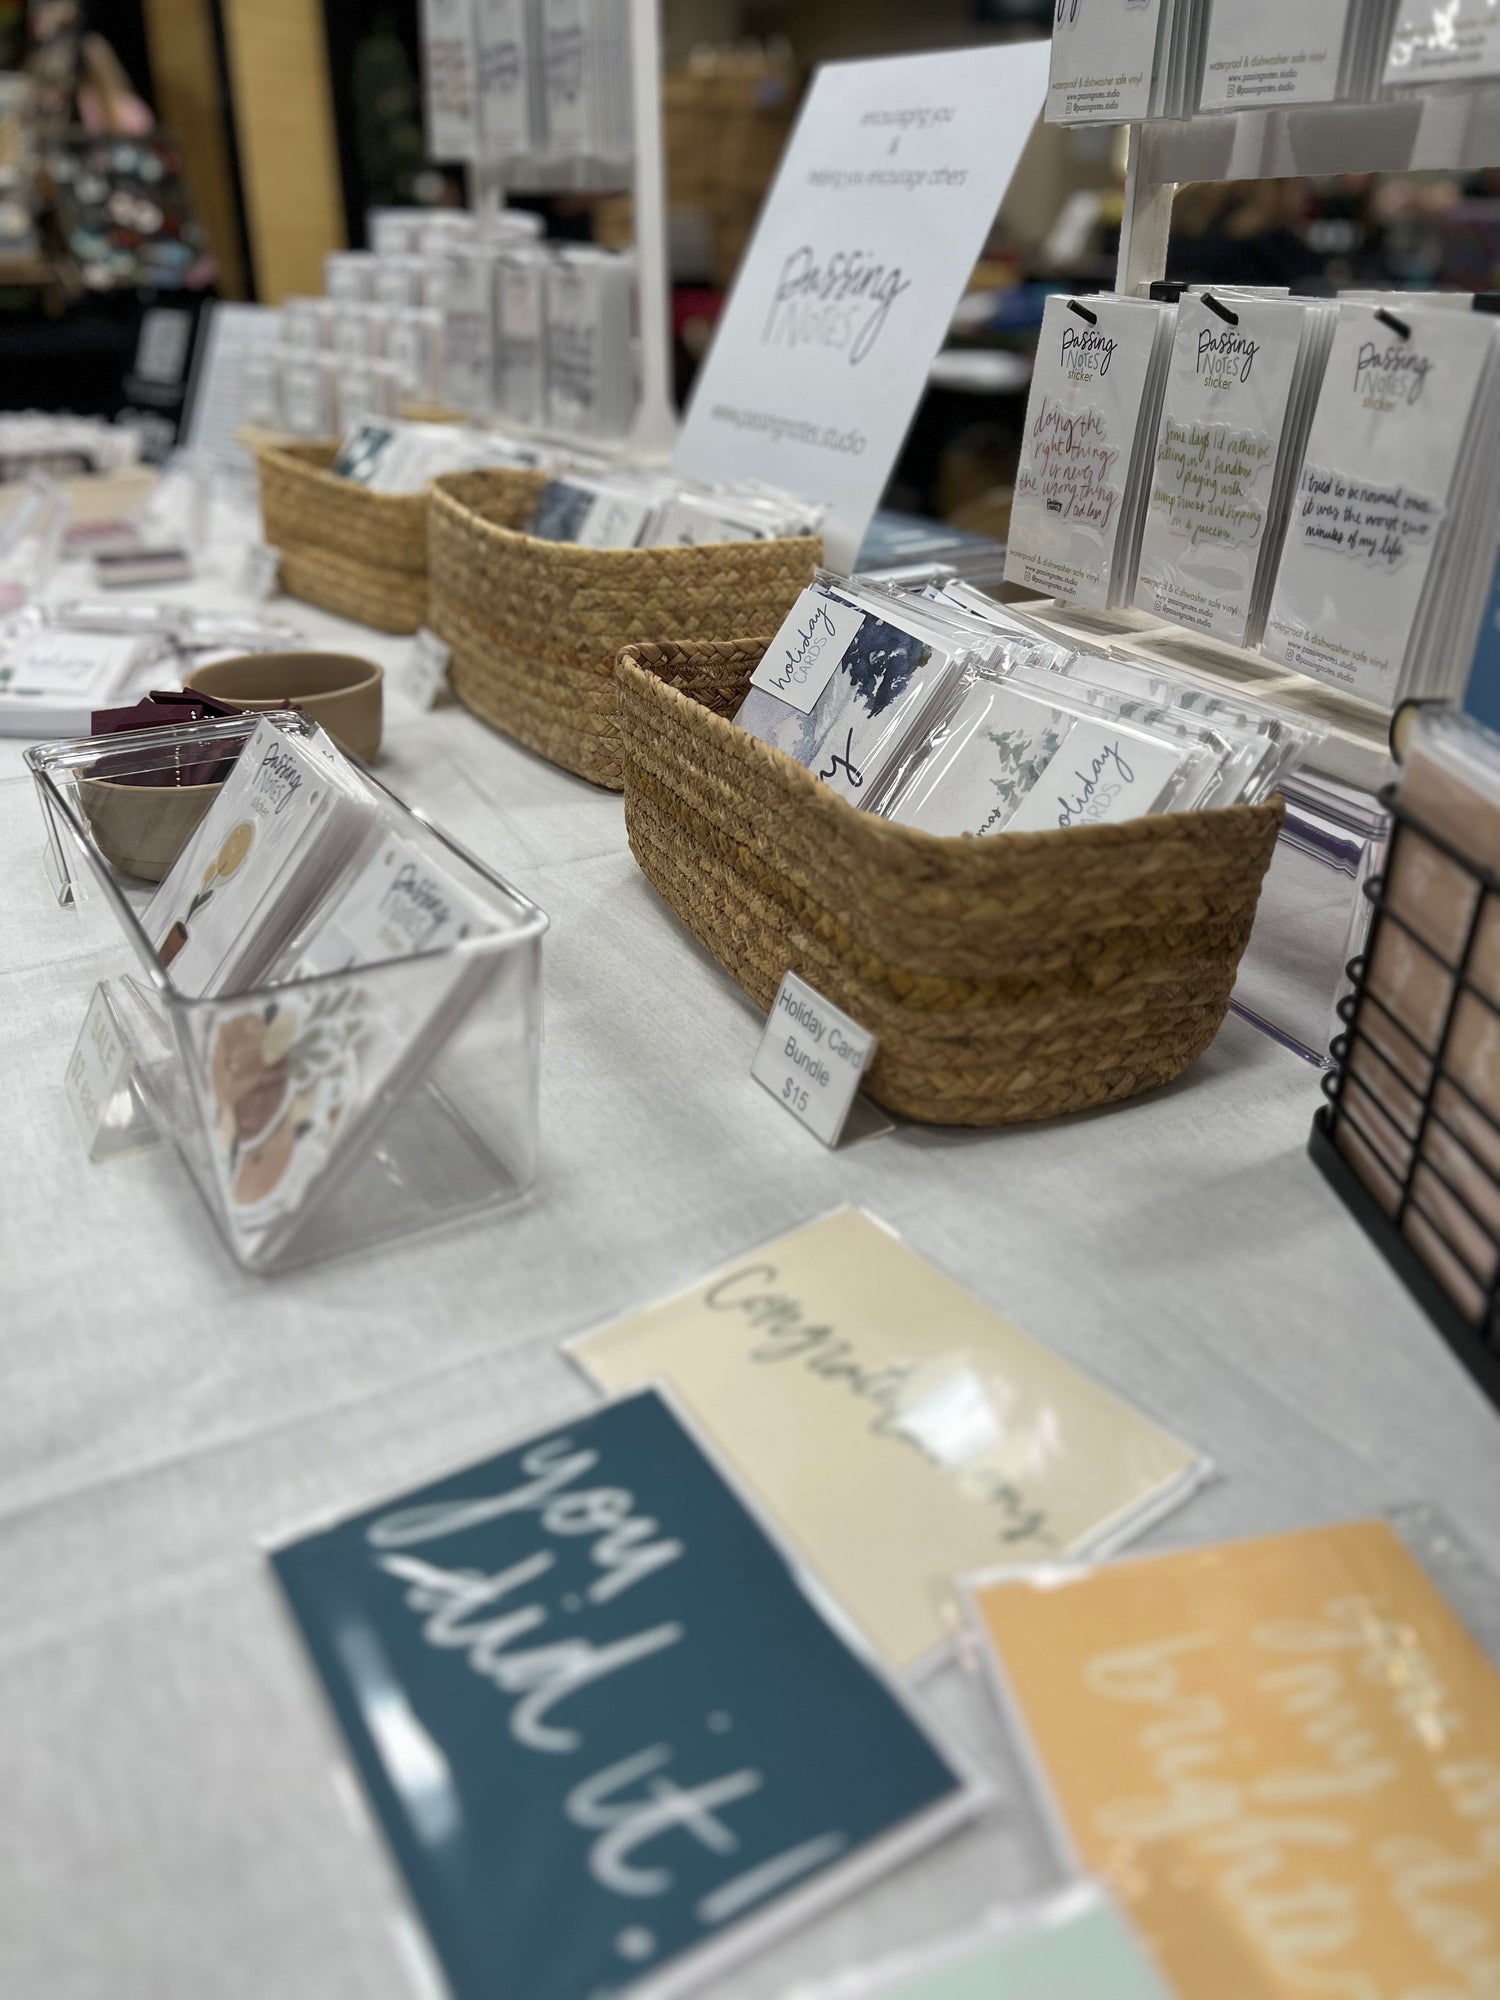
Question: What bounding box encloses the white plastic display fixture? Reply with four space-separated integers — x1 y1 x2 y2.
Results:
467 0 676 459
1116 83 1500 293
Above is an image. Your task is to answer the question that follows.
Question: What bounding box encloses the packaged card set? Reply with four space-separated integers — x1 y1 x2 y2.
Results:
1046 0 1208 123
730 568 1314 834
525 469 822 550
1198 0 1395 109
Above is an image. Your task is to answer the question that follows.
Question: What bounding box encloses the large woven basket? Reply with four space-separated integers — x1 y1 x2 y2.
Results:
427 470 819 788
615 637 1285 1127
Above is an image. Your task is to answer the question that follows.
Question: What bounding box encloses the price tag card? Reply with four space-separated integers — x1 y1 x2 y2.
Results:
64 984 142 1162
240 540 281 604
752 970 877 1147
397 626 453 710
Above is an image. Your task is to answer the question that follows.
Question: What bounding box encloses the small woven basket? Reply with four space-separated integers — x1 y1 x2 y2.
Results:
616 637 1285 1127
256 443 540 636
427 470 819 788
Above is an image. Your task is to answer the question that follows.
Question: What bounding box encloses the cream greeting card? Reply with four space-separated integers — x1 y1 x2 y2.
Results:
570 1210 1206 1671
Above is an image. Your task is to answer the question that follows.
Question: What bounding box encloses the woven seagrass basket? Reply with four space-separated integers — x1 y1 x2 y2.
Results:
615 637 1285 1127
427 469 819 788
256 443 541 636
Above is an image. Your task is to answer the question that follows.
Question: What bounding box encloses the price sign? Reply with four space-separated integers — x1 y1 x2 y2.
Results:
751 970 876 1148
398 626 453 710
65 985 135 1160
240 540 281 603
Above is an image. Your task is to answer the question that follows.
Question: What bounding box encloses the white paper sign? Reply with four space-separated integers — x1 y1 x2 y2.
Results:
752 972 875 1147
400 627 453 710
675 41 1050 570
748 592 866 716
240 541 281 604
65 986 133 1159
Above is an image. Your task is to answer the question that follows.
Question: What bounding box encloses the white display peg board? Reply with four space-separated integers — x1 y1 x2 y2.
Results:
468 0 676 460
1116 79 1500 293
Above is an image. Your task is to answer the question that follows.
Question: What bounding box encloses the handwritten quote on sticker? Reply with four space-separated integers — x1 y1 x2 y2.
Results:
1293 464 1446 572
1151 419 1274 548
1017 395 1121 534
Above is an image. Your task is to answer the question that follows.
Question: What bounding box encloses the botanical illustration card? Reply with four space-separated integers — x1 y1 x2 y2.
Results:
142 718 354 998
807 1888 1175 2000
970 1521 1500 2000
569 1210 1207 1672
736 589 962 805
196 832 499 1254
271 1388 974 2000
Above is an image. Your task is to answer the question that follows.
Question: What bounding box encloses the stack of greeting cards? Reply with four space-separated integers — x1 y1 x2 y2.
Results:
1004 293 1178 613
1047 0 1205 123
0 624 155 738
526 469 821 549
1135 289 1336 648
1264 300 1500 709
734 576 992 809
144 718 379 998
197 826 507 1262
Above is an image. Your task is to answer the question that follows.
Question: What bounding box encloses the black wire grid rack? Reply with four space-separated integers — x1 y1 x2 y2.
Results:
1310 785 1500 1414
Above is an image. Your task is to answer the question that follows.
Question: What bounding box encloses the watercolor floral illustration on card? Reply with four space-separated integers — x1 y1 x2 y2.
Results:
207 985 365 1215
158 819 255 968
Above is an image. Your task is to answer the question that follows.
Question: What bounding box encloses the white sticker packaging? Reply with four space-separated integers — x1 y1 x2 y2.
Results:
1048 0 1166 123
1385 0 1500 86
1263 304 1498 706
420 0 481 159
1005 293 1176 611
1135 292 1334 647
1200 0 1355 108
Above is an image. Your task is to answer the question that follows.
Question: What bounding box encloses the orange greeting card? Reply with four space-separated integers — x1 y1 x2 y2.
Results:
972 1522 1500 2000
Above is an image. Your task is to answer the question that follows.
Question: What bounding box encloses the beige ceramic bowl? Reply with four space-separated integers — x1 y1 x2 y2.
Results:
187 651 383 761
78 773 223 882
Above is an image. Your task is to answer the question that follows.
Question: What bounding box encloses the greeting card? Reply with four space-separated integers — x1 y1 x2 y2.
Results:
272 1389 974 2000
971 1521 1500 2000
570 1210 1207 1671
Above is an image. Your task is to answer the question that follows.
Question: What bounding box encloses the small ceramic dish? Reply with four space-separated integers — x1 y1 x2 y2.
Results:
77 772 223 882
186 651 383 760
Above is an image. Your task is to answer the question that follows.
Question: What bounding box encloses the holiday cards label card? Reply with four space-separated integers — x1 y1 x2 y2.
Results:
970 1521 1500 2000
674 41 1049 568
570 1211 1206 1673
272 1389 973 2000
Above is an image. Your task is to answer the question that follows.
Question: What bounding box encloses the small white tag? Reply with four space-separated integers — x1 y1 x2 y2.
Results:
65 986 134 1159
241 541 281 603
751 971 876 1148
749 592 865 716
1003 720 1186 834
401 627 453 710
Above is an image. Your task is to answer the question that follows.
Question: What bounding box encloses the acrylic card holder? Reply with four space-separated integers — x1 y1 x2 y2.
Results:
28 711 547 1274
1312 779 1500 1410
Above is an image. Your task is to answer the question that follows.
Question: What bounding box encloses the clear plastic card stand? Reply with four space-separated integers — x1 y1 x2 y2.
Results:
28 711 548 1273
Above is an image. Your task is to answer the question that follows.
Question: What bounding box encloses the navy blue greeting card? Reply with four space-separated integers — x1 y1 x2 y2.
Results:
270 1389 975 2000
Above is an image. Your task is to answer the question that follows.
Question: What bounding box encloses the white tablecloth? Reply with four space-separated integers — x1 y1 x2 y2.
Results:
2 506 1498 1999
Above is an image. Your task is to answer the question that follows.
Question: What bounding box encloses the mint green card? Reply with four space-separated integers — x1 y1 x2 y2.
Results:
868 1896 1175 2000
